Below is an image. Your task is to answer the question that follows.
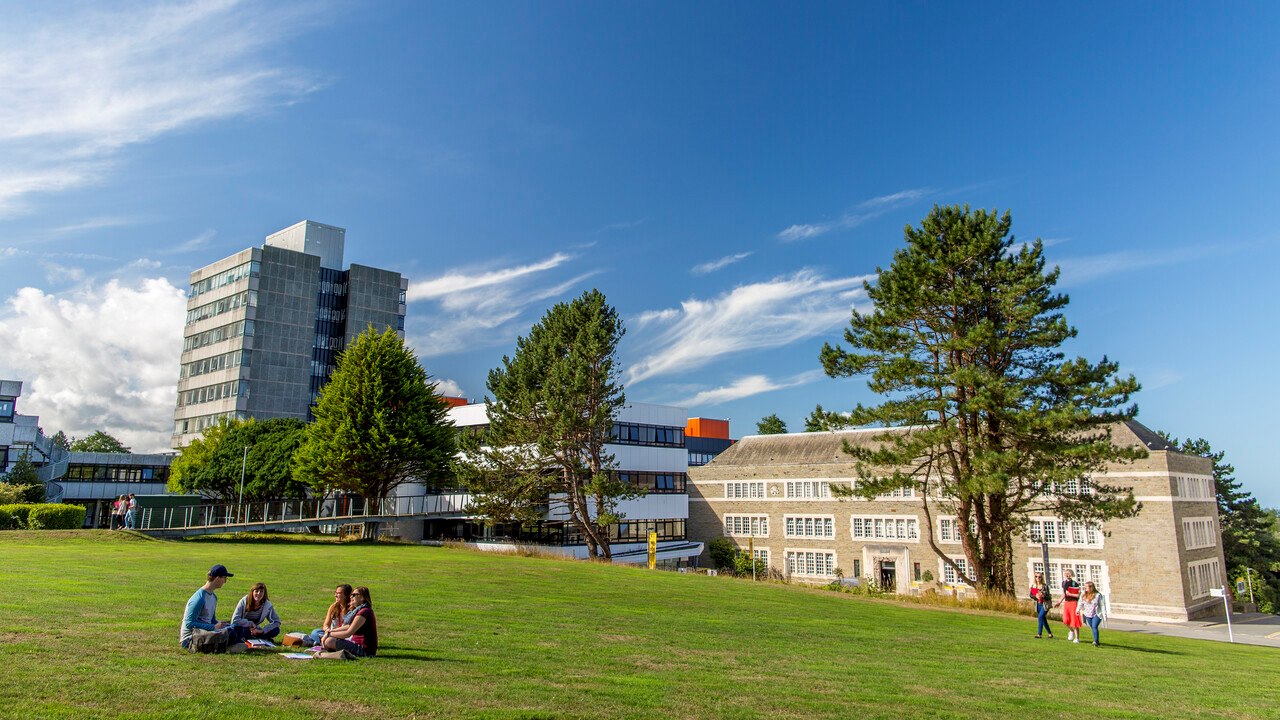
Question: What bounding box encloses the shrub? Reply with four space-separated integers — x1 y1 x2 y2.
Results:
0 504 33 528
27 504 87 530
732 551 767 578
0 483 44 505
708 537 737 570
0 507 19 530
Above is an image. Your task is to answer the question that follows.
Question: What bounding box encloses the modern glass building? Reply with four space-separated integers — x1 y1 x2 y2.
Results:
173 221 408 447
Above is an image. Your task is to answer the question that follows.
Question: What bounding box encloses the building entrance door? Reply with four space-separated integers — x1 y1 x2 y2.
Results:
879 561 897 592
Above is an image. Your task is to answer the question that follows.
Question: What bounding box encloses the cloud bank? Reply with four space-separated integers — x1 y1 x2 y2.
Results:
0 278 187 453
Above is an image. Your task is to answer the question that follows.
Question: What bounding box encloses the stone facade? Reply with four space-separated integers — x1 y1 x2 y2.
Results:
688 420 1227 622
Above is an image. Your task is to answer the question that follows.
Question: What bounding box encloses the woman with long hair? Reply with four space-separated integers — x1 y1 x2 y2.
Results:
1075 580 1108 647
1030 572 1054 639
320 585 378 658
231 582 282 640
1056 568 1083 643
307 584 353 646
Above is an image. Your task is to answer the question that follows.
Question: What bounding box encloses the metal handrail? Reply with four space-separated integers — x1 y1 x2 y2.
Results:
140 492 473 532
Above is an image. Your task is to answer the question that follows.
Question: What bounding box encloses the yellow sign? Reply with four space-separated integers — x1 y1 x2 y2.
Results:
648 530 658 569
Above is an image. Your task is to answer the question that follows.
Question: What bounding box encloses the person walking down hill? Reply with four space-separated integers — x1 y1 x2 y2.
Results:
232 582 282 641
1076 581 1108 647
1057 569 1083 643
1031 572 1054 639
124 494 137 530
111 495 126 530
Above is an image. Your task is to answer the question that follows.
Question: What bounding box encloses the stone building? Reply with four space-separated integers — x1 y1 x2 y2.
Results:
688 420 1227 622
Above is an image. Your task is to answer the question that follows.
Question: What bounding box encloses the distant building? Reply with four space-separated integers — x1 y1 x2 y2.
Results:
689 420 1229 622
686 417 734 468
0 379 60 477
173 221 408 447
398 402 703 565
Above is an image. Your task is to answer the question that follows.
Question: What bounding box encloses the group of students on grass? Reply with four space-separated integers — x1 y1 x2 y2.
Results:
1030 568 1109 646
179 564 378 658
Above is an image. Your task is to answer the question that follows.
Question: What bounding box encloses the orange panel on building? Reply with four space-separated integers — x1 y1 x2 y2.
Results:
686 417 729 439
440 396 469 408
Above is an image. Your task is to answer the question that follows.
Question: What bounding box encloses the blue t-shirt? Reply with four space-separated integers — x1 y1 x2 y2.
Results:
179 587 219 647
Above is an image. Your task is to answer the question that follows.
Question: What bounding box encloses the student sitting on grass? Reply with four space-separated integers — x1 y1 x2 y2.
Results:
179 564 248 653
307 584 354 646
319 586 378 658
232 582 282 641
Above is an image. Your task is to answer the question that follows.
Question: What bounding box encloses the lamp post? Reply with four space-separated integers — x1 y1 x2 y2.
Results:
236 445 249 524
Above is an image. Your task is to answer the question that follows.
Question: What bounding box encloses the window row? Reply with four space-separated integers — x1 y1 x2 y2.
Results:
186 290 256 326
1174 476 1215 500
726 481 766 499
1187 558 1222 599
183 319 253 351
851 516 919 541
786 481 830 499
1027 518 1103 548
1182 517 1217 550
939 517 962 543
317 306 346 322
725 514 768 537
175 410 248 436
1031 559 1108 592
190 260 258 298
1038 478 1094 497
786 516 834 539
616 471 686 493
181 349 250 380
786 550 836 577
178 380 249 408
63 464 169 482
318 278 347 296
688 451 718 467
611 422 685 447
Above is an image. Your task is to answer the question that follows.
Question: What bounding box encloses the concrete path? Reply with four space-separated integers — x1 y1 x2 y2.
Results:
1107 612 1280 648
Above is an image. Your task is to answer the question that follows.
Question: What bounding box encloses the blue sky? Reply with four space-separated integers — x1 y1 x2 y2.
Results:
1 1 1277 505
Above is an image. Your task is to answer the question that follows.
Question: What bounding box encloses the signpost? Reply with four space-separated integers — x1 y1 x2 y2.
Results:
647 530 657 570
1209 587 1234 643
749 536 756 581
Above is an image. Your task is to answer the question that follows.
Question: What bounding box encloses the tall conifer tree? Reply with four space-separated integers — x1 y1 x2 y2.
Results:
820 205 1143 595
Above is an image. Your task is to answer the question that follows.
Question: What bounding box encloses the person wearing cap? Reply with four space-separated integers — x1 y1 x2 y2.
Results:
179 564 248 652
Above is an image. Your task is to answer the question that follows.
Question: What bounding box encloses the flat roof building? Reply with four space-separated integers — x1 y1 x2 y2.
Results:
173 221 408 447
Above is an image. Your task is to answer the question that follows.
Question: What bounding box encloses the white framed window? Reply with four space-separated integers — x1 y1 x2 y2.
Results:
784 515 835 539
1030 559 1109 594
940 557 971 586
725 482 765 499
752 548 770 566
1174 476 1215 500
876 486 916 499
785 549 836 578
850 515 919 542
724 514 769 538
1182 517 1217 551
1027 518 1103 548
1187 558 1222 599
785 481 830 499
938 516 961 543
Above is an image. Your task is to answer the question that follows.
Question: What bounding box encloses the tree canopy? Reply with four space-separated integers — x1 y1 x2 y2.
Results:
293 326 456 504
169 418 309 501
70 431 130 453
819 205 1142 595
756 414 788 435
0 451 45 503
803 404 848 432
455 289 636 559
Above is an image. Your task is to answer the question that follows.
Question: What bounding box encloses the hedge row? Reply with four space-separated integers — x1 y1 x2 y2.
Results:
0 503 86 530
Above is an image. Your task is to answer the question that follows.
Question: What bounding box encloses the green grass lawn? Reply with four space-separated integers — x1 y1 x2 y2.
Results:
1 531 1275 719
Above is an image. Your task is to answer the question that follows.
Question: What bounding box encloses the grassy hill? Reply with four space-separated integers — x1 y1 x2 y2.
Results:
0 531 1274 719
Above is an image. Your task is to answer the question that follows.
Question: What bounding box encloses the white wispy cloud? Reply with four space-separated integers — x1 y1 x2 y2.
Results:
0 0 322 217
407 253 594 357
0 278 186 452
777 188 931 243
627 270 872 385
692 251 753 276
675 369 825 407
1055 246 1205 286
163 228 218 255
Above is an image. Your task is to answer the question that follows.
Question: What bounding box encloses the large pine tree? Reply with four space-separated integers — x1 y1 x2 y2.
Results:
455 289 637 559
820 205 1143 595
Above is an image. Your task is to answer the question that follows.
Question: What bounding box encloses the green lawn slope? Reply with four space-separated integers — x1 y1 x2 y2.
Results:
0 531 1274 719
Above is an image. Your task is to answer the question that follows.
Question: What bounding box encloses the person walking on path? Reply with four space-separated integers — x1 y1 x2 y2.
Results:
1058 569 1083 643
124 494 137 530
1076 581 1108 647
111 495 126 530
1031 572 1054 639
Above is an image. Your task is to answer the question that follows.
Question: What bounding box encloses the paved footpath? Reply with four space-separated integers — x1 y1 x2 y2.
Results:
1107 612 1280 648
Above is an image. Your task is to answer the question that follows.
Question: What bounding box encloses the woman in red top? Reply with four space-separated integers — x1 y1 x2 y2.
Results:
321 586 378 657
1056 569 1082 643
